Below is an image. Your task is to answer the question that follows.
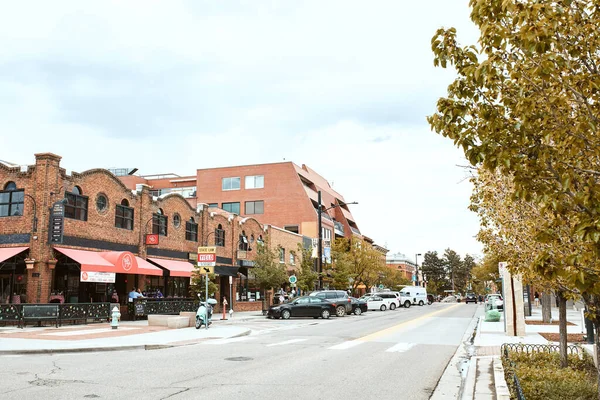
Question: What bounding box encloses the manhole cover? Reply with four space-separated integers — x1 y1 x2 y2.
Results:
225 356 253 362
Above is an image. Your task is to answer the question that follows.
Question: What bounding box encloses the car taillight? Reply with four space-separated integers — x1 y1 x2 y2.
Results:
348 299 351 302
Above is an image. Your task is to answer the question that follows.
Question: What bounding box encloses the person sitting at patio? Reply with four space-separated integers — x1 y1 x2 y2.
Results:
129 288 143 299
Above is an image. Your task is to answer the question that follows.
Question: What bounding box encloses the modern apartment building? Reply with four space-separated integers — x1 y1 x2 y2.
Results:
120 162 364 244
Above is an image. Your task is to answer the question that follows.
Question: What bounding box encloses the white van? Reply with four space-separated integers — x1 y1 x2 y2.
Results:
399 286 428 308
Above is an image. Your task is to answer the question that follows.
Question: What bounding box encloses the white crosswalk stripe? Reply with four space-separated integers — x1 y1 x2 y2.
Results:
266 338 308 347
328 340 364 350
385 342 415 353
204 336 255 345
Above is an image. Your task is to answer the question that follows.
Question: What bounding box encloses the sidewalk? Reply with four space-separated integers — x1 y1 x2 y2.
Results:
431 304 588 400
0 311 266 354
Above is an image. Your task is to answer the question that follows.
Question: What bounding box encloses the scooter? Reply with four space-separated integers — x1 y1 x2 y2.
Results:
195 298 218 329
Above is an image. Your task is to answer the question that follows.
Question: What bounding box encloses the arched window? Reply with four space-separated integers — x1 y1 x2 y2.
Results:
64 186 88 221
215 223 225 247
185 217 198 242
152 208 168 236
115 199 134 230
257 235 264 245
0 181 24 217
239 230 249 251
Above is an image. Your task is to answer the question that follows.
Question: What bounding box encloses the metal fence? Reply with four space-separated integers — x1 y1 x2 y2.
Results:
501 343 584 400
128 298 199 319
0 303 111 328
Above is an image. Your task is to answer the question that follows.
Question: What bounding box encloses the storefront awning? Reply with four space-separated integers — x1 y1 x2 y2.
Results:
0 247 28 263
214 265 239 276
54 247 116 273
147 257 195 277
135 257 163 276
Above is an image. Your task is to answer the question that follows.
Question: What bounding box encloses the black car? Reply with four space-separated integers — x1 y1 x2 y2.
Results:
309 290 353 316
349 297 368 315
267 296 335 319
465 293 477 304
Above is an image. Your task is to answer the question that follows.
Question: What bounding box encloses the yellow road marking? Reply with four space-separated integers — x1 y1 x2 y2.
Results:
356 304 461 342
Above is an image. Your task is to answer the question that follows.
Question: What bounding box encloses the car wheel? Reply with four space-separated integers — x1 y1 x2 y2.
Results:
380 304 386 311
195 316 202 329
335 305 346 317
321 309 330 319
354 307 362 316
390 303 396 310
419 301 424 306
281 310 291 320
404 301 411 308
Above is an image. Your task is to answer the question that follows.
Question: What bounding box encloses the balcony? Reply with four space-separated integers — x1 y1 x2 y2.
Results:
350 226 361 235
334 221 345 236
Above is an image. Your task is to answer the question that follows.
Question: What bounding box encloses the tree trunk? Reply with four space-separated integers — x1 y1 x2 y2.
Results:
542 292 553 323
558 291 568 368
594 320 600 400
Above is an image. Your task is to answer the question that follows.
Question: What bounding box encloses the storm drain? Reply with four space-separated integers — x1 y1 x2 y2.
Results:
225 356 253 362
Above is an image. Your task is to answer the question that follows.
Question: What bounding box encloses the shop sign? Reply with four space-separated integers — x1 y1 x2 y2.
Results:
48 201 65 244
197 246 216 267
80 271 116 283
239 260 254 267
145 234 159 245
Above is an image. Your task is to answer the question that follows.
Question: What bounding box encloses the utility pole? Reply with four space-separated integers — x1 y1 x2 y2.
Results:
317 190 323 290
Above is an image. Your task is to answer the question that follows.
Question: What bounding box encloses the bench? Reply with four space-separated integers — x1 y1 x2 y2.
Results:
167 316 189 329
179 311 196 327
148 315 171 327
22 304 59 328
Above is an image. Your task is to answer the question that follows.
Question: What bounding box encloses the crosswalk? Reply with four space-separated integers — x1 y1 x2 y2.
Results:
202 336 418 354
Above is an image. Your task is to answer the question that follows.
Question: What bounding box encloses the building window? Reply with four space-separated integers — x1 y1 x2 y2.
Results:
96 193 108 212
290 252 295 265
153 209 168 236
215 224 225 247
244 200 264 215
173 213 181 228
321 228 332 241
185 217 198 242
239 231 249 251
284 225 299 234
115 199 134 230
222 202 240 214
0 181 24 217
222 177 241 191
279 248 285 264
208 203 218 208
257 235 264 246
245 175 264 189
64 187 88 221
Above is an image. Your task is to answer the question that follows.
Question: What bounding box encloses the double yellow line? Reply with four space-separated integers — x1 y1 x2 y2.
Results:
357 304 461 342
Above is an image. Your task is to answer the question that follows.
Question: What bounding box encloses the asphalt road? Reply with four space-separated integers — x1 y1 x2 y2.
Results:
1 302 477 400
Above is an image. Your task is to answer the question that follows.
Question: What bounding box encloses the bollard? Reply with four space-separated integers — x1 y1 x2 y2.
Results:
111 306 121 329
222 297 228 320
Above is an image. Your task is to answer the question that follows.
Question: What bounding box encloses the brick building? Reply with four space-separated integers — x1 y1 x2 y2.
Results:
0 154 307 312
386 254 417 282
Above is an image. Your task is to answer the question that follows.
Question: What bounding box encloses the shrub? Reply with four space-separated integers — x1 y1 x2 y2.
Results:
503 351 597 400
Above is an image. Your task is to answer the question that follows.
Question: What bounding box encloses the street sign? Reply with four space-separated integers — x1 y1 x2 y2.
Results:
289 275 297 284
378 284 384 289
201 266 214 274
412 275 416 282
197 246 216 267
498 262 507 275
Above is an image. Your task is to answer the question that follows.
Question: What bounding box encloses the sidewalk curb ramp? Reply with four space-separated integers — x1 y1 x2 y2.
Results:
0 328 251 356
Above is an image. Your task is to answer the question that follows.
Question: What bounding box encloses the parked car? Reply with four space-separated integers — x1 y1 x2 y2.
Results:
309 290 353 316
348 297 368 315
486 294 504 310
399 286 428 307
465 293 477 304
364 295 389 311
267 296 335 319
376 292 401 310
427 294 435 304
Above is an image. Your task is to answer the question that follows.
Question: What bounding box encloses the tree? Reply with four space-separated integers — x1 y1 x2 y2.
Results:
296 244 318 293
380 269 411 291
253 242 288 302
429 1 600 377
443 249 463 294
190 268 218 299
331 238 383 294
421 251 448 295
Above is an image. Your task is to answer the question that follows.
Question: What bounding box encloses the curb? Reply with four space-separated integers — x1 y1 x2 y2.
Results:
430 308 480 400
493 356 510 400
0 328 252 356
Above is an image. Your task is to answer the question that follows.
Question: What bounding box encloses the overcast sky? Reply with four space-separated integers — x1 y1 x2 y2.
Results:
1 1 482 261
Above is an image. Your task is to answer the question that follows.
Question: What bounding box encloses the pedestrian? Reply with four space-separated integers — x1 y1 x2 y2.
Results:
111 290 119 304
534 292 540 307
278 293 285 304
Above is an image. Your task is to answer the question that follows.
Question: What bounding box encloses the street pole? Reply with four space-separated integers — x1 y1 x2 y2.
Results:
205 270 209 330
318 190 323 290
415 253 421 286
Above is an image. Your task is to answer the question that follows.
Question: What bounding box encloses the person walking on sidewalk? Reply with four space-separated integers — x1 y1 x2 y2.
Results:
534 291 540 307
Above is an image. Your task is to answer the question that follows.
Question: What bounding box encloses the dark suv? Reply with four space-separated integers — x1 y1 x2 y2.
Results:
309 290 352 317
465 293 477 304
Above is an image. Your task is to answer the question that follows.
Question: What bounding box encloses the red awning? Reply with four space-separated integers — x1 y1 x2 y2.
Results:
135 257 163 276
0 247 28 263
148 257 195 277
54 247 116 273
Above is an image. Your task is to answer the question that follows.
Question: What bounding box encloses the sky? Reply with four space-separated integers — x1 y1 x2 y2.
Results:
1 1 483 262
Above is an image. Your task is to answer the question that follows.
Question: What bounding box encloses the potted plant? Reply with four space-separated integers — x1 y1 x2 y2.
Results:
47 258 58 269
24 258 36 269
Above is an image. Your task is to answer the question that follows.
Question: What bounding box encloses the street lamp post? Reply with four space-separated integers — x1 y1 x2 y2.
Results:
415 253 422 286
23 194 37 232
317 191 358 290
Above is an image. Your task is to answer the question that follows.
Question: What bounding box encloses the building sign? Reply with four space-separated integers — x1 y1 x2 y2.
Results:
145 234 159 245
237 250 247 260
121 253 134 272
48 201 65 244
239 260 255 267
197 246 216 267
80 271 116 283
